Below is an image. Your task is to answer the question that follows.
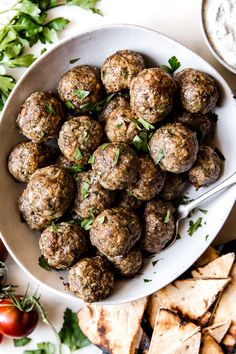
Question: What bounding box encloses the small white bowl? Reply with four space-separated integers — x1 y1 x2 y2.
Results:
201 0 236 75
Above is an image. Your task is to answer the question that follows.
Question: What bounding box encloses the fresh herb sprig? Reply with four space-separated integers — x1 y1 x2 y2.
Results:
187 217 202 237
160 56 181 74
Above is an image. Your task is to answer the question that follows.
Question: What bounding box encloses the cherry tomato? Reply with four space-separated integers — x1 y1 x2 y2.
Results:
0 239 8 262
0 298 38 338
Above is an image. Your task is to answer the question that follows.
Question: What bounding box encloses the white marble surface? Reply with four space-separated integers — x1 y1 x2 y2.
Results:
0 0 236 353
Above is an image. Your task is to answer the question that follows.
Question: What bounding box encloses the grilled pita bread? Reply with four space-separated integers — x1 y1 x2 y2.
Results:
148 309 200 354
198 311 212 327
147 278 230 327
200 333 224 353
192 253 235 278
203 320 231 343
168 332 201 354
196 246 219 267
213 263 236 350
77 297 147 354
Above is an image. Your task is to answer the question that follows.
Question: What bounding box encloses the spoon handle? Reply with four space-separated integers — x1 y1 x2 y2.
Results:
178 171 236 217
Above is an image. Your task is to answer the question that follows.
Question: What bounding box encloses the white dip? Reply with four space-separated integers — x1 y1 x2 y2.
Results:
203 0 236 69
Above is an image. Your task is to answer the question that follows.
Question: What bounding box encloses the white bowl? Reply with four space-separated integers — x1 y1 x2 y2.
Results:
201 0 236 75
0 24 236 305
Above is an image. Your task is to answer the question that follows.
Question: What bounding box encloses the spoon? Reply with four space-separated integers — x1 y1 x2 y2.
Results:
169 171 236 247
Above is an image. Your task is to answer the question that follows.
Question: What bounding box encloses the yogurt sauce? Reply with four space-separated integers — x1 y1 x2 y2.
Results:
203 0 236 69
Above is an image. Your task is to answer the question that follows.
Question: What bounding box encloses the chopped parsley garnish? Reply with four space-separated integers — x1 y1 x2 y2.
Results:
45 103 56 115
41 48 47 55
100 142 110 150
81 215 94 231
65 100 75 110
69 57 80 64
0 75 16 111
214 147 225 161
120 69 128 78
81 180 90 200
174 194 194 207
187 217 203 236
88 154 95 164
205 234 209 241
133 131 150 153
74 147 83 161
199 208 208 215
72 89 90 100
152 260 159 266
155 149 165 164
116 122 123 128
13 337 31 347
66 219 80 225
143 279 152 283
51 221 58 232
163 209 170 223
24 341 55 354
114 145 124 165
80 93 115 113
38 255 51 271
98 215 105 224
160 56 181 74
65 164 84 173
138 117 155 131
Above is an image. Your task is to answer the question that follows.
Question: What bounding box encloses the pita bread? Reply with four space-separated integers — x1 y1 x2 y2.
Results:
167 332 201 354
200 334 224 353
192 253 235 278
148 309 201 354
203 320 231 343
77 297 147 354
213 263 236 350
147 278 230 328
198 311 212 327
196 246 219 267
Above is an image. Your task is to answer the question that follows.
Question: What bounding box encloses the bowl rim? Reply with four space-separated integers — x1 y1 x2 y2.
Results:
200 0 236 75
1 23 236 304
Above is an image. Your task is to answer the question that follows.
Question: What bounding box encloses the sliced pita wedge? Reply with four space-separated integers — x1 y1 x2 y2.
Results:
77 297 147 354
213 263 236 350
198 311 212 327
147 278 230 328
203 320 231 343
148 309 200 354
167 332 201 354
196 246 219 267
200 334 224 353
192 253 235 278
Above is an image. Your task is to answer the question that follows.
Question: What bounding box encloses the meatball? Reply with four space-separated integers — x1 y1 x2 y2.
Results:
189 145 221 188
21 166 74 219
141 200 175 253
90 208 142 257
55 154 76 169
92 143 138 190
98 93 129 124
57 65 104 114
175 68 219 114
16 91 64 143
73 170 115 219
107 248 143 277
127 155 166 201
8 142 51 183
101 50 145 93
149 122 199 173
118 190 142 210
174 111 213 142
160 173 187 201
18 190 51 230
105 106 139 143
68 256 114 302
39 222 87 269
58 116 103 164
130 68 177 124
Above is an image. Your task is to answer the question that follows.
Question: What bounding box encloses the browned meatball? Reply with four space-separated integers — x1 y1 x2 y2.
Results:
20 166 74 220
189 145 221 188
16 92 64 143
90 208 142 257
141 200 175 253
57 65 104 114
149 122 199 173
105 106 139 143
58 116 103 164
174 111 213 142
107 248 143 277
101 50 145 93
98 93 129 124
175 68 219 114
73 170 115 219
68 256 114 302
127 155 166 201
8 142 51 183
18 190 51 230
92 143 138 190
118 190 143 210
130 68 177 124
160 173 187 201
39 222 87 269
55 154 76 169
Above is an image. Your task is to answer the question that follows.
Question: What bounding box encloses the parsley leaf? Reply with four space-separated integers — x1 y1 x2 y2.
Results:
137 117 155 130
0 75 15 110
73 89 90 100
80 93 115 113
199 208 208 215
98 215 105 224
65 100 75 110
23 342 55 354
187 217 202 236
133 131 150 153
81 215 94 230
14 337 31 347
155 149 165 164
160 56 181 74
214 147 225 161
143 279 152 282
45 103 56 115
81 180 90 199
65 164 84 173
74 147 83 161
66 0 103 15
205 234 209 241
114 145 124 165
51 221 58 232
100 142 110 150
163 209 170 224
38 255 51 271
88 154 95 164
58 308 90 352
70 57 80 64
